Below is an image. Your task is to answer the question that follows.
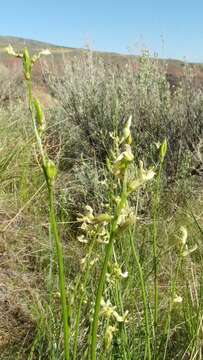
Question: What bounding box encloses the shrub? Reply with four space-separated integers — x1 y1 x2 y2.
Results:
45 50 203 182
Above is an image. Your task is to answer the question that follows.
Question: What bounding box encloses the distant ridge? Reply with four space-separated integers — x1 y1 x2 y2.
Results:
0 35 71 50
1 35 203 87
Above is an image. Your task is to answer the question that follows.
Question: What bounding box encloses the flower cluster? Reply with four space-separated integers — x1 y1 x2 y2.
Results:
106 263 128 284
100 298 128 323
100 298 128 350
77 205 111 245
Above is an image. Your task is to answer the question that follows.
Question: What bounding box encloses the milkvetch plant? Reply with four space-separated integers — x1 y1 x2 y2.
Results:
6 45 70 360
90 115 156 359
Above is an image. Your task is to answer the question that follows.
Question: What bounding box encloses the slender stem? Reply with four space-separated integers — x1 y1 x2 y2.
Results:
162 250 183 359
152 160 162 355
49 186 70 360
73 240 96 360
26 70 70 359
129 232 152 360
90 232 115 360
91 174 128 360
113 248 129 359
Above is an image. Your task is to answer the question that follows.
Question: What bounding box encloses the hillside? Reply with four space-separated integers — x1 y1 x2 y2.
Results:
1 35 203 108
0 35 66 50
0 35 203 85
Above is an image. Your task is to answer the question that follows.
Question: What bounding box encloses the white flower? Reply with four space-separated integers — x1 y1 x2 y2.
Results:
128 161 155 192
5 44 16 56
80 256 87 271
178 227 197 257
97 237 109 244
77 205 94 224
77 234 88 243
113 310 129 323
121 271 128 278
114 144 134 164
155 141 161 149
32 49 51 64
5 44 22 57
112 264 129 279
40 49 51 56
139 161 156 182
182 244 198 257
104 325 117 350
89 257 99 266
100 298 128 323
100 299 116 318
180 226 187 245
173 294 183 303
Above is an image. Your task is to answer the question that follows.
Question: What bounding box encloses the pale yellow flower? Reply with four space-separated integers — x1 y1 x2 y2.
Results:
173 294 183 303
182 244 198 257
180 226 188 246
113 264 128 279
100 298 128 323
40 49 51 56
77 235 88 244
5 44 22 57
104 325 117 350
128 161 155 192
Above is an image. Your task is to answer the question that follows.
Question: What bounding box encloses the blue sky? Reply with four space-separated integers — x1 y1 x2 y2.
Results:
1 0 203 62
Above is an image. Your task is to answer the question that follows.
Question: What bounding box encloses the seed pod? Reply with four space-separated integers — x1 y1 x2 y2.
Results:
45 159 57 181
23 48 32 80
33 98 45 133
126 133 132 145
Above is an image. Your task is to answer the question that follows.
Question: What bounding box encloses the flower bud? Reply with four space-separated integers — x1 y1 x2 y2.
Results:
93 213 112 224
160 138 167 163
121 115 132 144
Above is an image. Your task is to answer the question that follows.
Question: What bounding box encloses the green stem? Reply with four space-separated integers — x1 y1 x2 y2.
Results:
73 240 96 360
49 186 70 360
90 232 115 360
130 232 152 360
26 73 70 359
152 160 163 354
91 176 128 360
162 249 183 359
113 248 129 359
